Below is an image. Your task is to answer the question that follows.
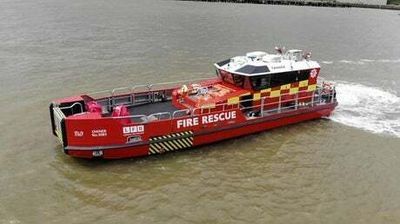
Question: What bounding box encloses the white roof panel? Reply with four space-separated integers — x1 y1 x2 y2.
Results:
214 49 320 76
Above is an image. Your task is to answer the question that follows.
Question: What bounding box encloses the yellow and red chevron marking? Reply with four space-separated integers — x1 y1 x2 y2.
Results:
255 79 317 100
149 131 194 155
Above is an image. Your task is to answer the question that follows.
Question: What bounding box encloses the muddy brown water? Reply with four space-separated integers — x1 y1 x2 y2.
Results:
1 0 400 223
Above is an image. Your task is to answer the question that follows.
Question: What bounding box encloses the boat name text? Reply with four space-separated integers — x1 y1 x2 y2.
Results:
271 65 285 70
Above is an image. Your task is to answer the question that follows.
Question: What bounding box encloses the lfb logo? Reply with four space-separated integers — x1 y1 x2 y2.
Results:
310 69 318 78
123 125 144 135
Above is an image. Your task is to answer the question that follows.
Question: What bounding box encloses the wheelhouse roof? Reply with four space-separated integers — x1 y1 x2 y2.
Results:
214 50 320 76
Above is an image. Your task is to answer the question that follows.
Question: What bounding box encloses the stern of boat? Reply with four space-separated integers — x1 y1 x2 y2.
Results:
49 96 86 151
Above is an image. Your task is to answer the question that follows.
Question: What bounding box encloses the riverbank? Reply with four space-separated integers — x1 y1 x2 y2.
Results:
178 0 400 10
388 0 400 5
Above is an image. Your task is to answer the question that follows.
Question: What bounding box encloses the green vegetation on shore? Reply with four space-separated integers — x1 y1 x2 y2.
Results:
388 0 400 5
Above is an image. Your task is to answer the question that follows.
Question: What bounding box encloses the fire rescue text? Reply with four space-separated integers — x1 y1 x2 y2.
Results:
176 111 237 128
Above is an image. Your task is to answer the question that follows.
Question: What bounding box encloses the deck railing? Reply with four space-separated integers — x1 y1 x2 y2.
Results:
54 77 336 124
58 102 84 115
107 84 336 124
88 77 214 110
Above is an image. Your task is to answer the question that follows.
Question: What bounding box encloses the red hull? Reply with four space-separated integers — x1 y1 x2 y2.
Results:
64 103 336 159
50 58 337 160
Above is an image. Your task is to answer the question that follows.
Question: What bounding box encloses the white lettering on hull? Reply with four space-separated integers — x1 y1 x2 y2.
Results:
123 125 144 135
176 111 237 129
177 117 199 129
92 129 107 137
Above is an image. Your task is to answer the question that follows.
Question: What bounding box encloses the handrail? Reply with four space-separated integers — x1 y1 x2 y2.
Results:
88 77 214 99
59 102 84 114
331 86 336 103
132 84 151 92
148 112 171 120
110 114 147 119
53 106 66 120
172 109 191 118
97 83 337 124
111 86 130 96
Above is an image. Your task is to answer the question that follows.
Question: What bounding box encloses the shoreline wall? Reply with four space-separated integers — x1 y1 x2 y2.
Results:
178 0 400 10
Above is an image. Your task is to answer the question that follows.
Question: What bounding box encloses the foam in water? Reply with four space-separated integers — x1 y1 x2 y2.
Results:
338 60 365 65
378 59 400 63
360 59 375 62
330 81 400 138
321 58 400 65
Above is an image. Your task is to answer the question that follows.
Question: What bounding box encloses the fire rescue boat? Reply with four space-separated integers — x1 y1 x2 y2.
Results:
49 48 337 159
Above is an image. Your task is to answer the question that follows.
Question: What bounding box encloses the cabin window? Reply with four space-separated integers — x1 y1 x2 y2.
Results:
297 70 310 81
250 75 271 90
270 72 297 87
232 74 244 88
220 70 235 85
243 77 252 90
270 70 310 87
249 70 311 90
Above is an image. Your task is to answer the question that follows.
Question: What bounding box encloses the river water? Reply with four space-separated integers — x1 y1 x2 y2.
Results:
1 0 400 223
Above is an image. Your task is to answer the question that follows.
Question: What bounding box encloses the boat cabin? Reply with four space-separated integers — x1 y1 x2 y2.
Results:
214 49 319 92
172 49 321 114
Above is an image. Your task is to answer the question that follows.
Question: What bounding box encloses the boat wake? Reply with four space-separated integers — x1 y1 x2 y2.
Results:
321 59 400 65
330 81 400 138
